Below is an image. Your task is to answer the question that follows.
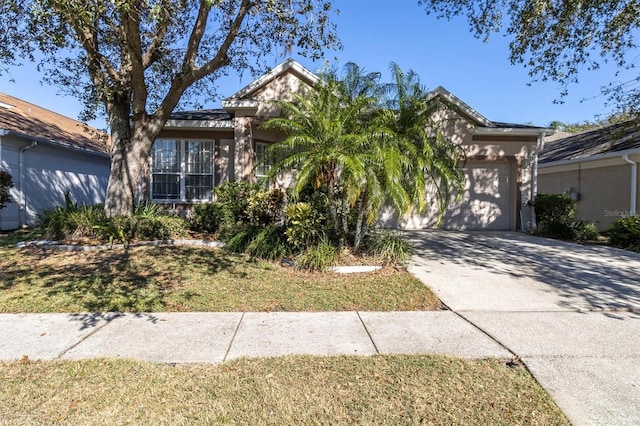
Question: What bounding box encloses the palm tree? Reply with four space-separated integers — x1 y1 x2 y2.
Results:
261 62 466 249
376 63 466 223
261 76 374 243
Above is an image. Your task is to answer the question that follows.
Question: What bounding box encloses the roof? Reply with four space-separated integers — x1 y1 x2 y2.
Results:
540 120 640 163
425 87 548 132
168 109 232 121
0 93 109 155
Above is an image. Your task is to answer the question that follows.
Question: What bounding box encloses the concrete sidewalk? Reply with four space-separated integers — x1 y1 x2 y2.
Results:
0 311 512 364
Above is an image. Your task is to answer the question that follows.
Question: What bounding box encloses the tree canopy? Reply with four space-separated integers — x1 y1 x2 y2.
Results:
0 0 340 216
419 0 640 114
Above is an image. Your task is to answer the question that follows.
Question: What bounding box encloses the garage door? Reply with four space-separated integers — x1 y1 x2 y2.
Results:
441 161 512 230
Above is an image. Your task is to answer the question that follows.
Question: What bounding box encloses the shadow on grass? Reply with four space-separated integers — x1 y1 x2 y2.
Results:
0 243 241 327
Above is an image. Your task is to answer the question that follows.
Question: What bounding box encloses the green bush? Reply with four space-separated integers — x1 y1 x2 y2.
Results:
39 192 107 240
537 220 576 241
285 202 327 250
246 187 285 225
39 194 186 243
136 216 188 240
607 215 640 252
571 219 599 242
245 225 290 260
296 239 339 271
0 170 13 210
364 230 415 265
534 194 576 224
213 181 257 223
190 202 230 233
224 226 261 253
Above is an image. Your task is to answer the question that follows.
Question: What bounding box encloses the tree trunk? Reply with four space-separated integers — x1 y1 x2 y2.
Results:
353 194 367 250
104 97 153 217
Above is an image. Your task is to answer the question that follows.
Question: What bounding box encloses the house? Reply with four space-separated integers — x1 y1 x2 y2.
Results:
148 59 550 231
0 93 110 230
538 121 640 229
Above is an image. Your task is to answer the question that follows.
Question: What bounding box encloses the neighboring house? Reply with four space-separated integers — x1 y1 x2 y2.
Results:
538 121 640 230
148 59 549 230
0 93 110 230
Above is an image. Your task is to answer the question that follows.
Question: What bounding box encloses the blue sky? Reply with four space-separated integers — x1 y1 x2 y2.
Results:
0 0 625 130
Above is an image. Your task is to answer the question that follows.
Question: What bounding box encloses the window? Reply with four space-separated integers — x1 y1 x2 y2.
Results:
255 141 272 179
151 139 214 201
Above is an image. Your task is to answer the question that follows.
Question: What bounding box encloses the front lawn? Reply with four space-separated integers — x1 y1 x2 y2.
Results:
0 233 441 313
0 355 568 425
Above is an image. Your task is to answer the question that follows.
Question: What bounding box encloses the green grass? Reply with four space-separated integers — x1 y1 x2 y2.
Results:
0 232 441 313
0 355 569 425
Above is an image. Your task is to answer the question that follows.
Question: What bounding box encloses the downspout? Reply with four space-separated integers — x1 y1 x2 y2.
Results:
623 154 638 215
19 141 38 227
530 131 547 230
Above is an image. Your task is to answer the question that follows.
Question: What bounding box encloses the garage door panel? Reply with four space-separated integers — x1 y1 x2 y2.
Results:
442 162 512 230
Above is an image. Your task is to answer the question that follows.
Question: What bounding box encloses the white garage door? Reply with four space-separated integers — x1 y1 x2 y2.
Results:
442 161 512 230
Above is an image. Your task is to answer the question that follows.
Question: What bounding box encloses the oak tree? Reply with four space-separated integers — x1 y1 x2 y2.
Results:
420 0 640 113
0 0 339 216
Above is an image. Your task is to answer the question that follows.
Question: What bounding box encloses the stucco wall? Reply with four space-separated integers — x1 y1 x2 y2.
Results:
538 162 638 229
0 134 110 230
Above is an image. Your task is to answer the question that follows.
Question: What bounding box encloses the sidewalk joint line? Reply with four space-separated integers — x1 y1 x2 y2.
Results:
223 312 244 362
356 311 380 354
56 313 121 360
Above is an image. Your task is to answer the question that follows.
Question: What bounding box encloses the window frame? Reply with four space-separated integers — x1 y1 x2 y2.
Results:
150 138 215 202
255 140 272 180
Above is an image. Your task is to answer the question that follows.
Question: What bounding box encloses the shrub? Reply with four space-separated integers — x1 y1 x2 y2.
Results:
224 226 261 253
136 216 188 240
39 193 107 240
39 195 187 243
190 202 229 233
296 238 339 271
0 170 13 210
245 225 290 260
246 187 285 225
534 194 576 224
364 230 415 265
537 220 576 241
571 219 599 242
607 215 640 252
285 201 327 250
214 181 257 223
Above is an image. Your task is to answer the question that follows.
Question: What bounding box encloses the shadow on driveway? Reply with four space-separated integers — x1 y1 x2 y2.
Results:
405 230 640 312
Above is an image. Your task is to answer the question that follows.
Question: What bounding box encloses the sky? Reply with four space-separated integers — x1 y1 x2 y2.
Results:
0 0 628 130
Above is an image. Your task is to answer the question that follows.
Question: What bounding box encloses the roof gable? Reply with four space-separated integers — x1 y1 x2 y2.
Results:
426 86 494 127
225 58 319 101
0 92 109 155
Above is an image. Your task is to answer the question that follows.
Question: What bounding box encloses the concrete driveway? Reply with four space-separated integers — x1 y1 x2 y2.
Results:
406 230 640 426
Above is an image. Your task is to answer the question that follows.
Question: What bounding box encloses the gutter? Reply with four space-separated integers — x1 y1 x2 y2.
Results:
19 141 38 227
623 154 638 215
530 130 547 230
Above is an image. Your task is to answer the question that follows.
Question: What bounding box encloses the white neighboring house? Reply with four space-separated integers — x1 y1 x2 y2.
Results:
0 93 110 230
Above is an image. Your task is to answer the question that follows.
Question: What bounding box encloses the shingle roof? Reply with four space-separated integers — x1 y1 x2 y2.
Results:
540 120 640 163
168 109 232 121
0 93 109 155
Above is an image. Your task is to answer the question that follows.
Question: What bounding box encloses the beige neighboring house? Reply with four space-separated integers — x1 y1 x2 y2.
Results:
538 121 640 230
0 93 110 230
147 58 550 231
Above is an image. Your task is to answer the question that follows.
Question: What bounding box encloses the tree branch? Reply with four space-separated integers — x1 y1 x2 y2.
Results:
123 0 149 120
142 0 171 68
